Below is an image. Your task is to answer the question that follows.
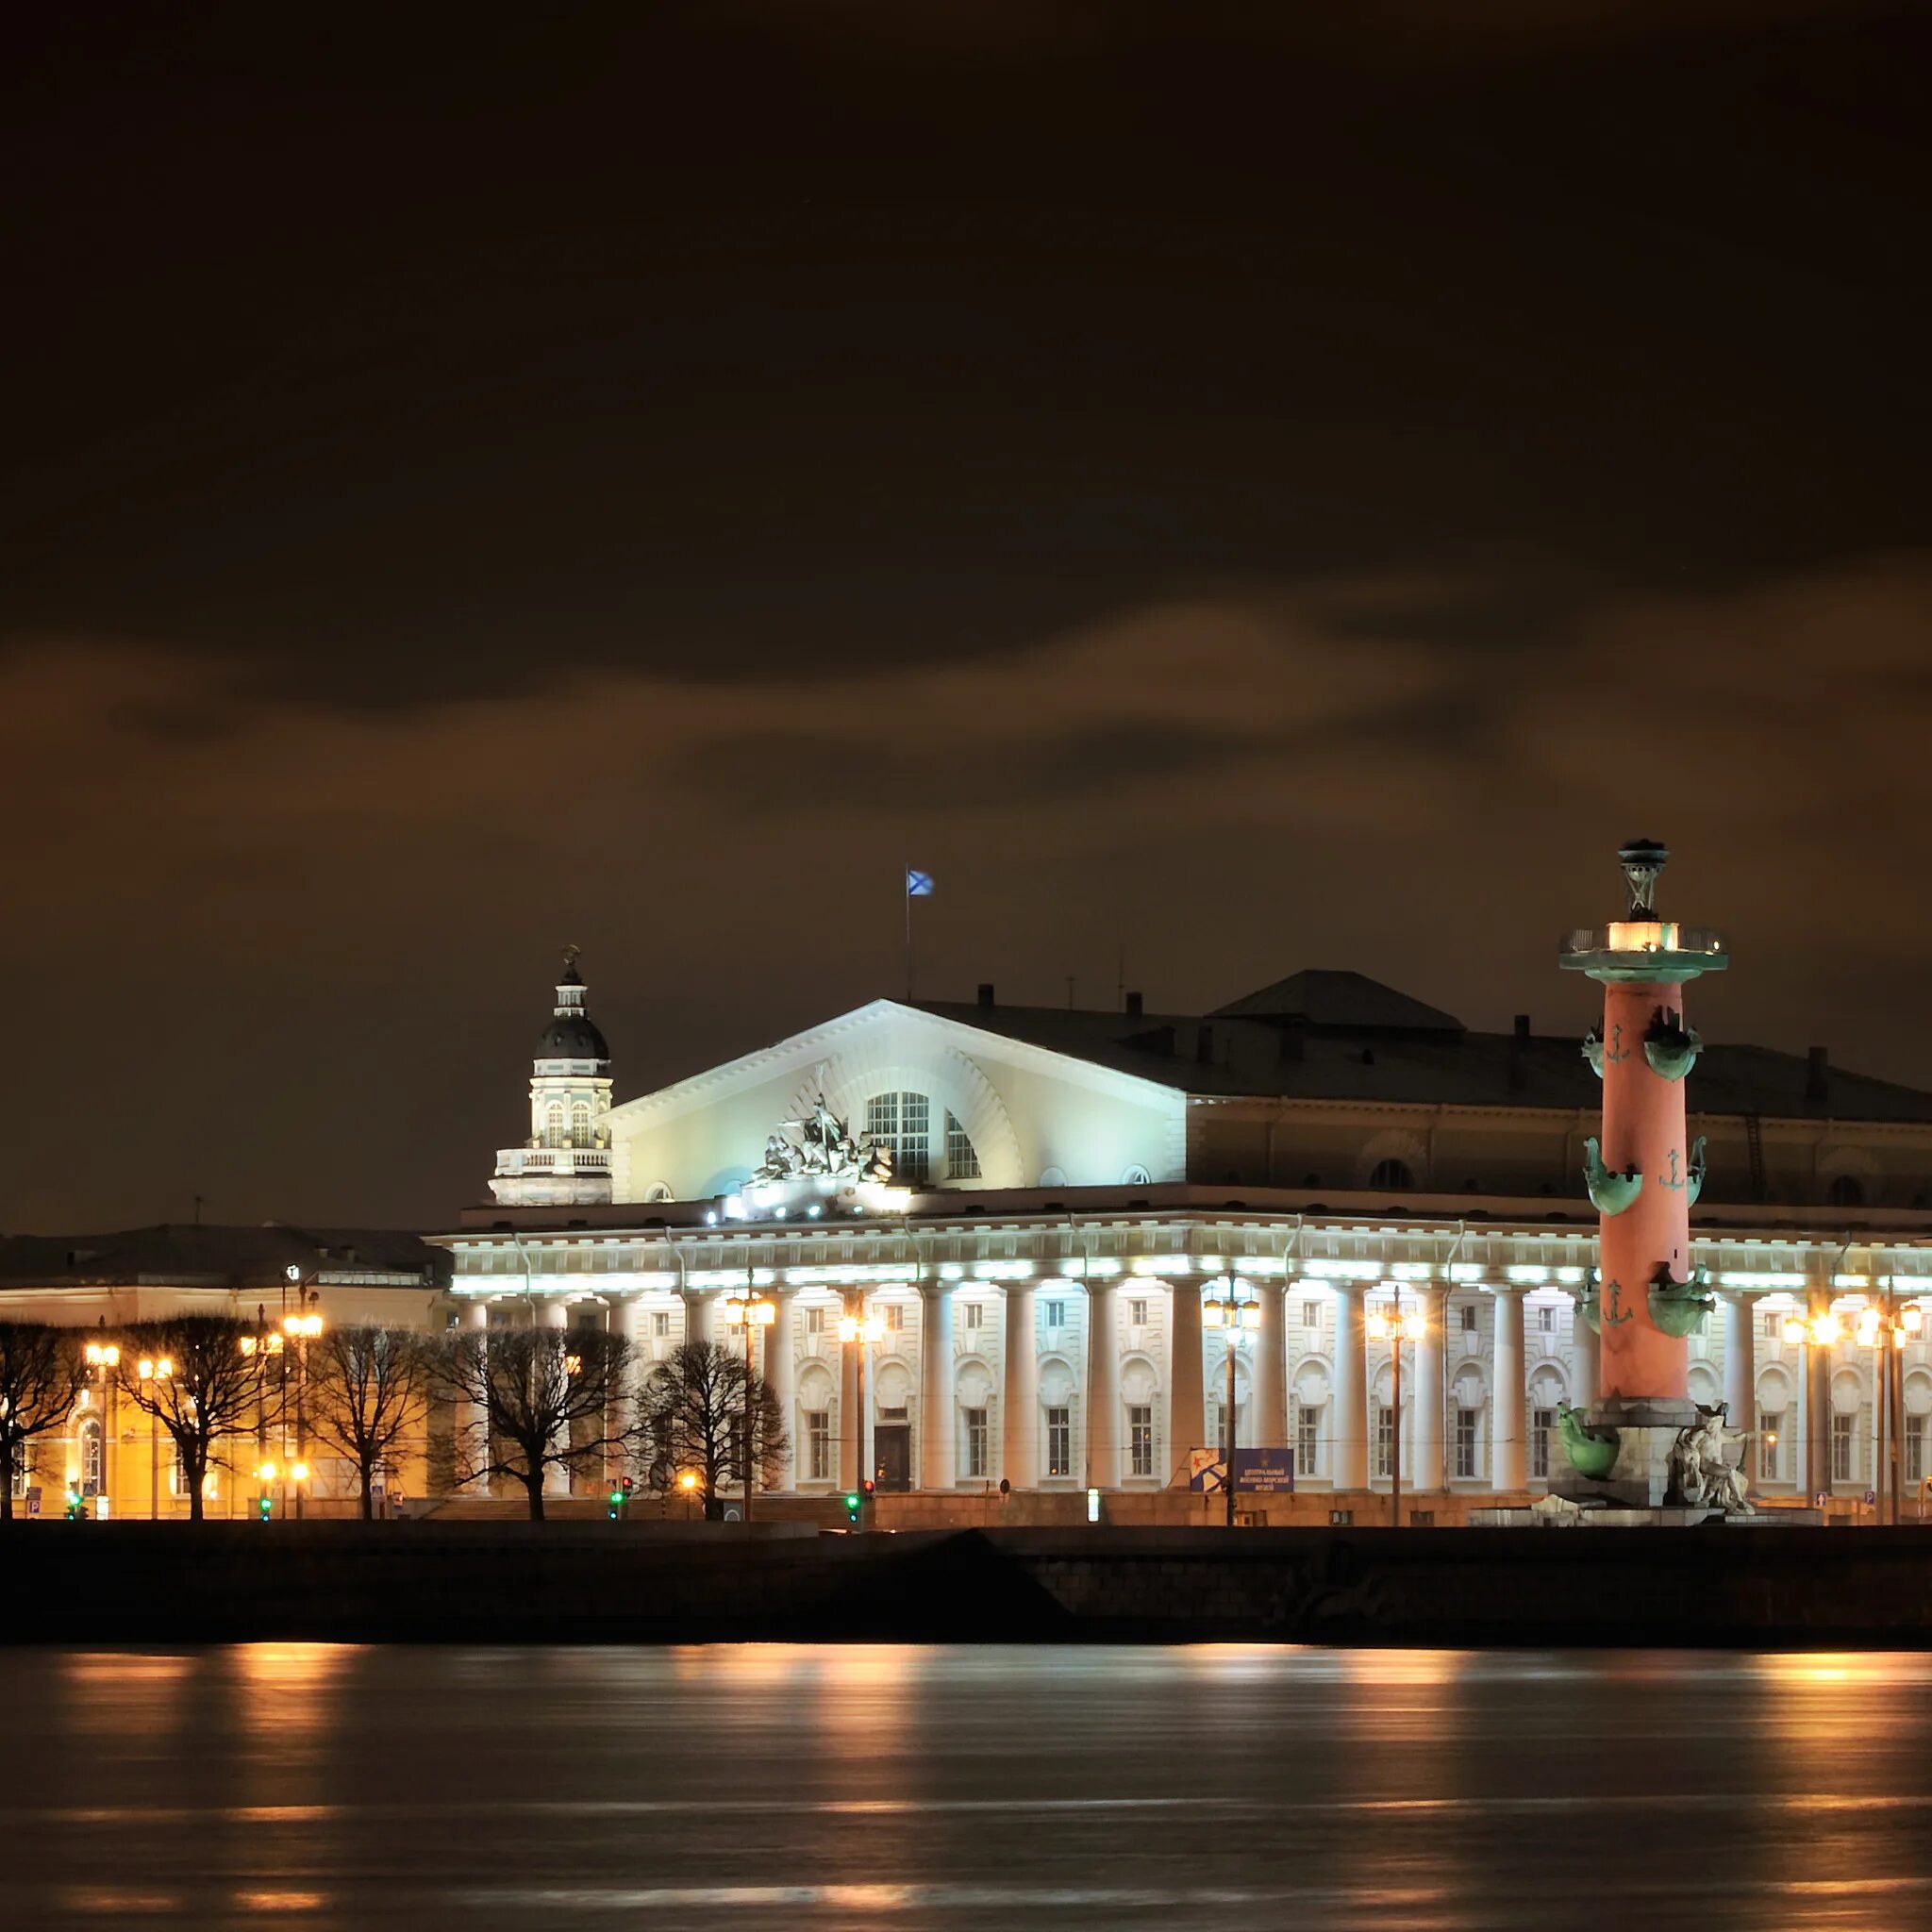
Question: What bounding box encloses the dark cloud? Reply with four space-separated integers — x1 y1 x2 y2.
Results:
0 5 1927 1231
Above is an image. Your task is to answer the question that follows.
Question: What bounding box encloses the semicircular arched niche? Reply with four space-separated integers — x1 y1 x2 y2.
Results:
957 1359 994 1407
801 1042 1024 1189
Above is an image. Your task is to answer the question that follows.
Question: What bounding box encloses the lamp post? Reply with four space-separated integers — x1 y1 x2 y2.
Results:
839 1305 886 1496
1203 1276 1259 1528
82 1341 120 1509
1853 1291 1924 1524
1784 1308 1841 1508
1367 1291 1427 1527
724 1283 776 1522
136 1356 173 1518
282 1308 324 1519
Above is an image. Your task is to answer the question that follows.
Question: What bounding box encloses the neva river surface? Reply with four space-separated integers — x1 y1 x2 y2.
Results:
3 1646 1929 1931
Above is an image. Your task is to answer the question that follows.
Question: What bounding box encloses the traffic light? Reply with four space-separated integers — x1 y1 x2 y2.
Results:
64 1490 85 1521
258 1494 274 1522
608 1488 625 1520
844 1491 861 1525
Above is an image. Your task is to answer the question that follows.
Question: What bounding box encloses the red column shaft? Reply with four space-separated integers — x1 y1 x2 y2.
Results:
1597 979 1691 1402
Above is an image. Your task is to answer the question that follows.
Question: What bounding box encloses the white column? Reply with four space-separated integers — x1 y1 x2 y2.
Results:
1491 1289 1526 1491
1085 1279 1118 1489
919 1281 954 1491
839 1291 860 1492
614 1296 648 1492
1723 1291 1755 1432
456 1300 491 1491
683 1288 714 1350
1253 1281 1287 1456
542 1299 572 1498
766 1291 797 1492
1573 1297 1600 1412
1168 1279 1205 1475
1333 1284 1367 1490
1411 1285 1446 1492
1002 1284 1038 1489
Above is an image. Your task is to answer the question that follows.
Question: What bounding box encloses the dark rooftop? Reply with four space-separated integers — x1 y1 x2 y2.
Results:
0 1224 451 1291
918 972 1932 1124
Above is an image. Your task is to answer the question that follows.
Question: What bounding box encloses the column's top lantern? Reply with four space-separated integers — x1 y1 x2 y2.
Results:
1560 838 1727 982
1617 838 1668 916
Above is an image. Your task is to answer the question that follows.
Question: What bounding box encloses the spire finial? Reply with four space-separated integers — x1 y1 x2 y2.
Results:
559 942 583 986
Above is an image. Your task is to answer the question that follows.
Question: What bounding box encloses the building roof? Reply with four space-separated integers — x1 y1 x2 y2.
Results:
1208 968 1462 1033
917 974 1932 1124
0 1224 450 1291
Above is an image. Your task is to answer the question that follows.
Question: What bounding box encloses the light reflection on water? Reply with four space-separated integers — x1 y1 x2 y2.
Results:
4 1646 1931 1931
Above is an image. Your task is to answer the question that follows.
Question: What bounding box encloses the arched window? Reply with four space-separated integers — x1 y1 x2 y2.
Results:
1369 1158 1414 1191
1827 1174 1865 1208
865 1091 931 1184
78 1418 103 1498
570 1102 591 1147
943 1110 981 1181
543 1102 564 1150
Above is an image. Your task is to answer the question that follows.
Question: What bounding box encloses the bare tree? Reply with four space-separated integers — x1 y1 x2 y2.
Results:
116 1315 277 1521
306 1324 440 1519
637 1340 788 1517
445 1322 633 1520
0 1323 86 1521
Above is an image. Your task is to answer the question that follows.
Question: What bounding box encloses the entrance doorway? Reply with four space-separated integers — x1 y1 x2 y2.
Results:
874 1423 911 1491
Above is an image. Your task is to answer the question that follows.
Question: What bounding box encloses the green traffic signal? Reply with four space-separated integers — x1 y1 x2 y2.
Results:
258 1495 273 1521
843 1491 861 1524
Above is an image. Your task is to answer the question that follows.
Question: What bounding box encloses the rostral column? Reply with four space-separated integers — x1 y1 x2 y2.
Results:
1560 841 1725 1451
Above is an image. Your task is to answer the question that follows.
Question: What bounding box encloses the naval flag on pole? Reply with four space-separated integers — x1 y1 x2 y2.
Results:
904 867 933 1000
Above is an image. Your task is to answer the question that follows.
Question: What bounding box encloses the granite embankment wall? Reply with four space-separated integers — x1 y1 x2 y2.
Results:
4 1523 1930 1646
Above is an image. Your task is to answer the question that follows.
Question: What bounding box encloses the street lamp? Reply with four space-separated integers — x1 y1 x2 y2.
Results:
1853 1290 1923 1525
1784 1310 1842 1507
1203 1277 1260 1528
724 1286 777 1523
1367 1292 1427 1527
281 1309 325 1519
137 1356 173 1519
82 1341 119 1510
839 1306 886 1496
677 1467 701 1520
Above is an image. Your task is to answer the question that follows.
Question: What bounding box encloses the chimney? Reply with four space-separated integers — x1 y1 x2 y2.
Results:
1509 1013 1530 1091
1195 1024 1215 1066
1279 1019 1306 1064
1807 1045 1829 1107
976 982 994 1009
1124 990 1143 1018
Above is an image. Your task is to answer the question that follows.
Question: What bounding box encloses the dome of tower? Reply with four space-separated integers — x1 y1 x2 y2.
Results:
538 1010 609 1060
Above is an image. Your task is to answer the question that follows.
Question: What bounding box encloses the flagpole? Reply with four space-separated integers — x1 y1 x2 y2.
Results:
904 861 912 1002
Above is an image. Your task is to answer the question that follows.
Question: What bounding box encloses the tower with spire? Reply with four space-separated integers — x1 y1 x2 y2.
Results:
490 946 615 1206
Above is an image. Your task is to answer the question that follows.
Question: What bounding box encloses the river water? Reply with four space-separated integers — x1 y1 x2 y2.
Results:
2 1645 1927 1930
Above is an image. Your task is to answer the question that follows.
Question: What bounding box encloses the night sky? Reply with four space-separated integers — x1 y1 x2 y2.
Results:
5 2 1928 1231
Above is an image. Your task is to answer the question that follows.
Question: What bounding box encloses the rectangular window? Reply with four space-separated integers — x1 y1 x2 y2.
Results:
1538 1305 1555 1333
884 1303 905 1332
944 1110 981 1180
1302 1299 1320 1329
1908 1415 1926 1486
963 1407 989 1478
652 1310 670 1338
1128 1405 1154 1477
964 1302 983 1331
1374 1405 1394 1480
1761 1310 1780 1341
1128 1298 1148 1328
1758 1411 1783 1482
1460 1304 1476 1334
807 1410 831 1483
1046 1406 1071 1476
1831 1412 1855 1484
1531 1406 1555 1481
1045 1299 1065 1328
806 1306 824 1336
1296 1404 1322 1479
1455 1407 1479 1480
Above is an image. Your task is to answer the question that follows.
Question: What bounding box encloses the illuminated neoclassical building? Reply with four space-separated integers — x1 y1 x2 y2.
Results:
442 953 1932 1516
